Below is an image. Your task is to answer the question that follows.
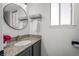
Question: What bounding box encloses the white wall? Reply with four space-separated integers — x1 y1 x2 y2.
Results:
0 3 3 51
28 3 79 56
41 3 79 56
2 3 29 37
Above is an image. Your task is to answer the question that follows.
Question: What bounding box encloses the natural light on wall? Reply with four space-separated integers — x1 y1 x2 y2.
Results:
51 3 73 26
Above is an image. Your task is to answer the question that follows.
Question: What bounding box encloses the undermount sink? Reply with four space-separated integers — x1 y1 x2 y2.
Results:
14 40 31 46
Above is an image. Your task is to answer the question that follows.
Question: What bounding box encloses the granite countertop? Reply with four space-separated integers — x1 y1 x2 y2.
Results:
4 35 41 56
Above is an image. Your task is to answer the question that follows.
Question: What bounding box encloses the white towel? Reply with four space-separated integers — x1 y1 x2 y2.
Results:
31 19 40 34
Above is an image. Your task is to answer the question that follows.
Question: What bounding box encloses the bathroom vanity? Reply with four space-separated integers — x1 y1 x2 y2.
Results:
16 40 41 56
4 35 41 56
3 3 42 56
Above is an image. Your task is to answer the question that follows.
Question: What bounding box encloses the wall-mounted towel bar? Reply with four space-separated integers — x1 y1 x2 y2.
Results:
72 41 79 48
30 14 42 21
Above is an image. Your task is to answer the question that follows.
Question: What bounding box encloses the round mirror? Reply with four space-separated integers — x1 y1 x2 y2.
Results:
3 3 28 30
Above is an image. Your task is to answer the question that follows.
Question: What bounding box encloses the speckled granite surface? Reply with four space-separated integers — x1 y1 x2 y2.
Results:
4 35 41 56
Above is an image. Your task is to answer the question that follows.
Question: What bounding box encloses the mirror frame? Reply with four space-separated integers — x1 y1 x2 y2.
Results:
3 3 28 30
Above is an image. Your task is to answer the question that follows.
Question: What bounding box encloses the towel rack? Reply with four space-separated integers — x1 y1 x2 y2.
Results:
72 41 79 48
30 14 42 21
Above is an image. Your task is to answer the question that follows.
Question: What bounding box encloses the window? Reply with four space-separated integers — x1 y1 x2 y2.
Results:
51 3 59 25
51 3 73 25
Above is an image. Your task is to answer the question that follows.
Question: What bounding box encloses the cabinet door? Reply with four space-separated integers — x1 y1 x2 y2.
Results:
16 46 32 56
32 40 41 56
0 50 4 56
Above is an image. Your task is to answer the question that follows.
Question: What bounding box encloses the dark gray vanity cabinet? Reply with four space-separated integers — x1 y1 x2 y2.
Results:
16 46 32 56
0 50 4 56
16 40 41 56
32 40 41 56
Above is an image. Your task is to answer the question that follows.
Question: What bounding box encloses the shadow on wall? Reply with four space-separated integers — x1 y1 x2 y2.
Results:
41 40 48 56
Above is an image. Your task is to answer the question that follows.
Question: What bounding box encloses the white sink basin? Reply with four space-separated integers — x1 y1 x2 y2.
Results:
14 40 31 46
